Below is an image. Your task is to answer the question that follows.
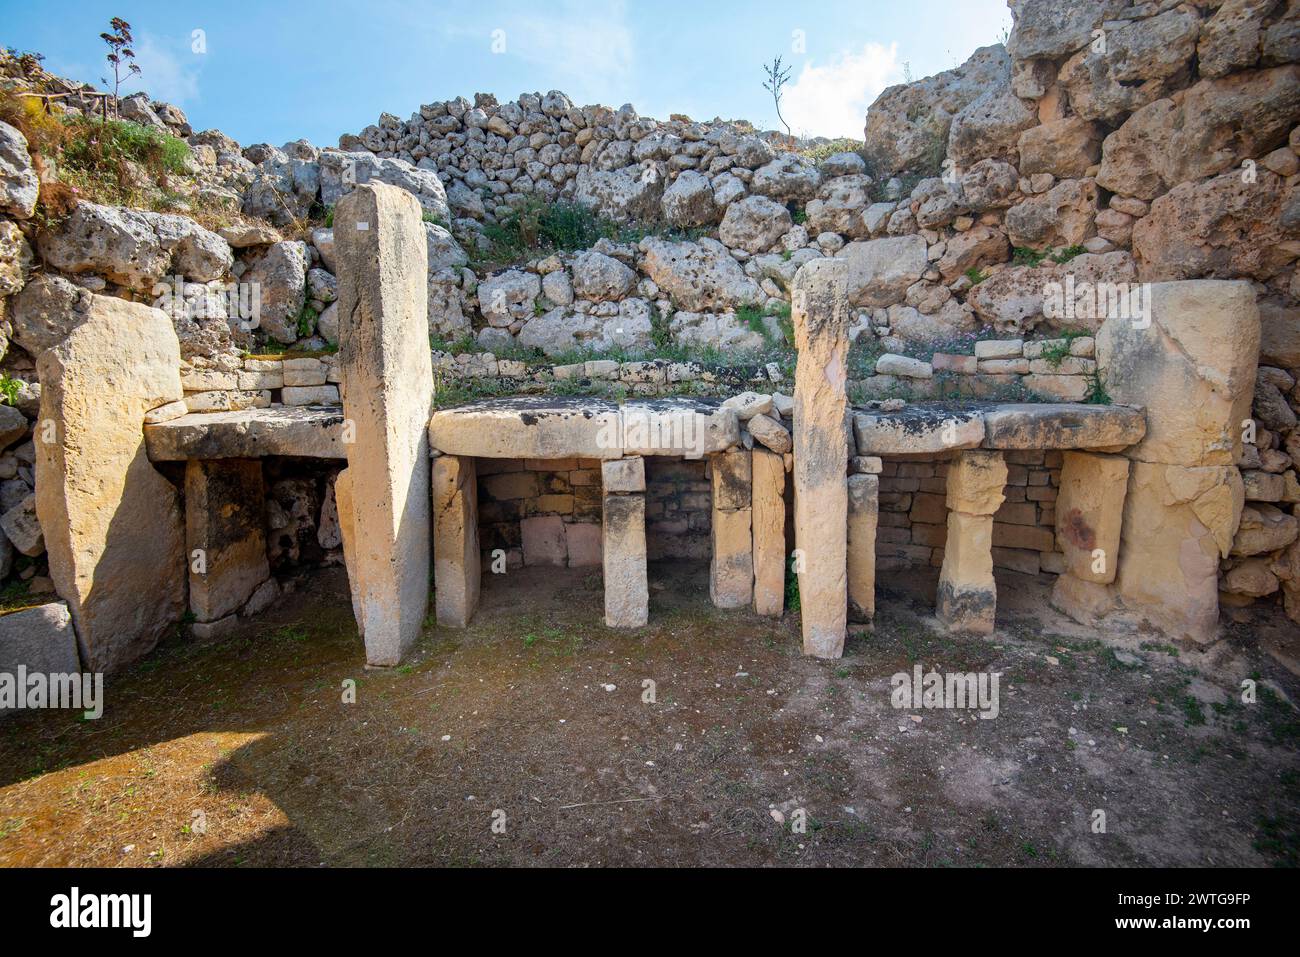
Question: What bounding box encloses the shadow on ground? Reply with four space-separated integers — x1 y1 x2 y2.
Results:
1 562 1297 867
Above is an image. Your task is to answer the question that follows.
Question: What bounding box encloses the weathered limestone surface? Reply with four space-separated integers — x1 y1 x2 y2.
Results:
0 602 80 716
937 450 1007 634
336 183 433 665
601 455 646 493
710 448 753 608
792 257 850 657
432 455 480 628
145 407 347 461
602 489 649 627
429 396 739 460
1096 281 1260 467
36 294 186 672
982 404 1146 450
1115 462 1244 642
185 459 270 622
752 447 786 617
333 468 364 632
847 473 879 623
1055 451 1128 584
855 406 984 454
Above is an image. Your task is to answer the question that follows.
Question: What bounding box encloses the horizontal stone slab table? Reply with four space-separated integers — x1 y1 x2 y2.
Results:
853 402 1146 455
981 404 1146 450
428 397 739 460
145 406 347 461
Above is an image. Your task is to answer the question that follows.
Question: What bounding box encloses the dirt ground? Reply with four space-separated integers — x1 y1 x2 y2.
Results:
0 561 1297 868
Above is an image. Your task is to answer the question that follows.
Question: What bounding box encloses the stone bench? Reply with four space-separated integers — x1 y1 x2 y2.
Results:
428 397 747 631
851 401 1148 635
144 406 348 461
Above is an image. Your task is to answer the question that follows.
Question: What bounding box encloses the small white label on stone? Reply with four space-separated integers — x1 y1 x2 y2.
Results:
356 221 370 231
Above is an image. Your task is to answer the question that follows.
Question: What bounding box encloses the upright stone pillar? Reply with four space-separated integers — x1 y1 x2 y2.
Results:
937 450 1007 634
847 472 879 623
1093 280 1259 642
185 459 270 623
36 294 186 672
333 468 365 634
432 454 480 627
601 456 648 627
709 448 753 609
792 258 850 657
336 182 434 666
751 447 786 617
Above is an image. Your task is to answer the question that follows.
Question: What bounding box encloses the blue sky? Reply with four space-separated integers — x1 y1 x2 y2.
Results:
2 0 1012 147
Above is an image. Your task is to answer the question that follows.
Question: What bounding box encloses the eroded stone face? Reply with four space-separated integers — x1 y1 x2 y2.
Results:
847 473 878 624
185 459 270 622
36 294 186 673
603 489 648 627
752 448 786 618
1055 451 1128 584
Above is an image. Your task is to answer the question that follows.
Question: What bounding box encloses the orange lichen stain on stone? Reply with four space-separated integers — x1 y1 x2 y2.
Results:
1062 507 1096 550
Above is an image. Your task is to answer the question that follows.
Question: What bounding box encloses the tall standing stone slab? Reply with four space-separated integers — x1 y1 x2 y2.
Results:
1054 451 1128 584
792 258 851 657
35 294 186 672
602 482 649 628
432 454 480 627
336 183 433 666
1 602 80 718
333 467 364 633
185 459 270 622
752 447 786 617
847 473 879 623
937 450 1007 634
709 448 753 609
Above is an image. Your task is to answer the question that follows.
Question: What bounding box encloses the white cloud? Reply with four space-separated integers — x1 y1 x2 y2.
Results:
127 33 203 106
781 42 901 140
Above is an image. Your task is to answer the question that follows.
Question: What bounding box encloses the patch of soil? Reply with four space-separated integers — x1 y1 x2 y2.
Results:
0 563 1296 867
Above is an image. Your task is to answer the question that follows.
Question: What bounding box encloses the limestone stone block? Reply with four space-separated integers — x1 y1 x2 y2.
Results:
946 450 1008 515
36 294 185 672
432 455 480 627
521 513 566 566
847 473 879 623
855 408 985 454
1096 280 1259 467
0 495 42 556
1115 461 1244 643
185 459 270 622
602 492 648 627
145 407 348 461
710 505 753 609
336 183 433 665
752 448 786 617
981 403 1146 450
937 511 996 634
601 456 646 493
792 257 850 657
1055 451 1128 584
0 602 80 717
710 448 752 510
564 521 602 567
333 467 364 631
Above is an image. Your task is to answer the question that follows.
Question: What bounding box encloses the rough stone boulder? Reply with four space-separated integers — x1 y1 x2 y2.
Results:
0 604 80 710
1096 66 1300 200
1096 280 1259 467
241 152 320 225
660 170 719 227
478 269 540 326
241 240 310 344
1198 0 1285 78
805 174 873 238
937 225 1009 282
38 202 233 289
520 300 653 355
319 150 450 221
0 120 38 219
749 154 820 203
1017 117 1101 178
9 273 94 356
947 86 1037 169
36 294 186 672
1259 301 1300 368
718 194 792 253
574 165 665 222
1057 6 1202 122
1004 178 1099 249
0 220 32 298
839 235 928 308
640 237 762 312
863 44 1010 177
968 251 1137 335
1132 170 1300 282
959 159 1020 211
570 250 636 302
1005 0 1130 59
669 310 770 353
